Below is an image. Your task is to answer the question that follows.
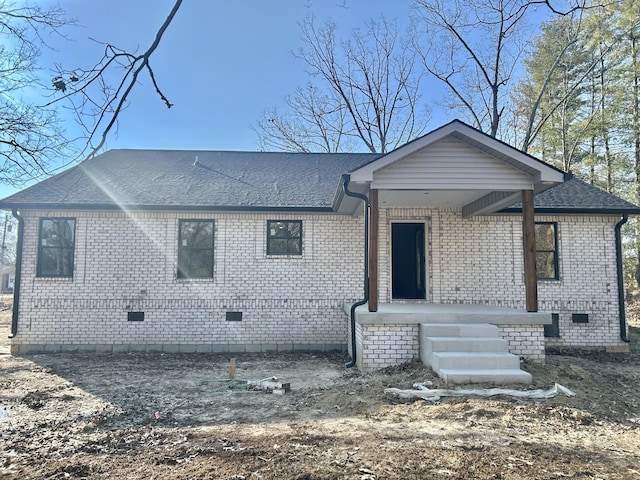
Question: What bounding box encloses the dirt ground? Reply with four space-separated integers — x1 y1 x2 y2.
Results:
1 303 639 479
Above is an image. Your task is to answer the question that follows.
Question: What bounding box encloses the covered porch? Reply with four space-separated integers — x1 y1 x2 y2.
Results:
345 302 551 376
336 121 567 312
335 121 566 379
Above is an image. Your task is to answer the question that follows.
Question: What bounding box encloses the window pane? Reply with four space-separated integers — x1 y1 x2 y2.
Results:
178 220 214 278
270 221 299 238
536 252 556 279
287 238 301 254
178 249 213 278
267 220 302 255
39 248 74 277
285 222 300 237
38 218 75 277
181 221 213 248
268 238 288 255
41 219 75 247
535 223 555 250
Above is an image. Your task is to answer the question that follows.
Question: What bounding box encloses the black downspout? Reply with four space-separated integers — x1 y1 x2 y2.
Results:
615 214 630 343
9 208 23 339
342 174 369 368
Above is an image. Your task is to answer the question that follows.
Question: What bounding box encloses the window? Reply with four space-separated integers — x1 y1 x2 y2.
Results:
37 218 76 277
535 222 558 280
178 220 214 278
267 220 302 255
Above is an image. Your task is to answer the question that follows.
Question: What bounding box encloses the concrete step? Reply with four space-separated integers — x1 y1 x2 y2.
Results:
430 351 521 371
437 368 532 385
418 322 532 385
425 336 509 354
421 323 499 338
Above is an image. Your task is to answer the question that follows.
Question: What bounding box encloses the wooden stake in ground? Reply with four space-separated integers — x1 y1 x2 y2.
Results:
229 358 236 379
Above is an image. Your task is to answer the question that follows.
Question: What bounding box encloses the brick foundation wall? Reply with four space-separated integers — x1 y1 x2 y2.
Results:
498 324 545 362
355 322 545 372
356 323 419 372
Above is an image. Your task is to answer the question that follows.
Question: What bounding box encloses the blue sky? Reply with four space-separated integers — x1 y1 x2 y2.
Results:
8 1 550 198
2 1 422 197
41 0 416 150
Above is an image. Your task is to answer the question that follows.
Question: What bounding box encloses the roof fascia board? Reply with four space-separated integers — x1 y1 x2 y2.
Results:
498 207 640 215
0 203 335 213
335 182 369 216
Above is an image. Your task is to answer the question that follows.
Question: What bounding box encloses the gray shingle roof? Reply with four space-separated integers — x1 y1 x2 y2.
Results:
0 149 382 210
0 149 637 214
501 177 640 214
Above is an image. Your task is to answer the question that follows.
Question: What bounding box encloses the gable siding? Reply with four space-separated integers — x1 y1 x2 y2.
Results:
371 138 533 190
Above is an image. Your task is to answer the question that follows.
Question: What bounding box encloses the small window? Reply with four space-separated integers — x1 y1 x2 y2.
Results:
178 220 214 278
535 222 558 280
37 218 76 277
267 220 302 255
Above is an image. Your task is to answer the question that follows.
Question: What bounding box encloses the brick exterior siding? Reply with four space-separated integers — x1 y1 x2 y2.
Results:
11 207 627 359
379 208 625 349
14 210 363 353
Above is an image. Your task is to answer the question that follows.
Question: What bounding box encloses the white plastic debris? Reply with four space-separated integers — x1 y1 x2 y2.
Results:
385 382 575 401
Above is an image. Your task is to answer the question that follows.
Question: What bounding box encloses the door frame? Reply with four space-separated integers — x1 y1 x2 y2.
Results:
389 221 429 301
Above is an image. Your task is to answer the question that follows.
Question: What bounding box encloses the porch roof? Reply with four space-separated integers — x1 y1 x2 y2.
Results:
501 177 640 215
338 120 567 216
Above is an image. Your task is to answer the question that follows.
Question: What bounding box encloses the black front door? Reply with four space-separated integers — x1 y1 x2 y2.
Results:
391 223 426 299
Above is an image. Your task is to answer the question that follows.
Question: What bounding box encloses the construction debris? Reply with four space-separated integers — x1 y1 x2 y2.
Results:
247 377 291 395
385 382 575 401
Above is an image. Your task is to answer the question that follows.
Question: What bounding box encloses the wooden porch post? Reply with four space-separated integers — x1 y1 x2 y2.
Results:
522 189 538 312
369 188 379 312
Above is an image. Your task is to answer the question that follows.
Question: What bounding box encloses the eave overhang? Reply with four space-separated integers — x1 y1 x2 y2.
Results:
0 202 335 213
499 207 640 215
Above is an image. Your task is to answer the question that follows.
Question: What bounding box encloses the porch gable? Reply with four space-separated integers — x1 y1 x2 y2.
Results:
341 120 565 217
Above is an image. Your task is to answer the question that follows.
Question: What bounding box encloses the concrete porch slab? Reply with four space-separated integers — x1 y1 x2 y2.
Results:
344 302 551 325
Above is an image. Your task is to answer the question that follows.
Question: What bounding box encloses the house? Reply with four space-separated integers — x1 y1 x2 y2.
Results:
0 262 14 294
2 120 639 380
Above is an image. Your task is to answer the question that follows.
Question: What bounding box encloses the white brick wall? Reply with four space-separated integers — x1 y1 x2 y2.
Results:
14 210 364 352
378 208 626 349
11 207 627 356
498 324 545 361
356 323 419 372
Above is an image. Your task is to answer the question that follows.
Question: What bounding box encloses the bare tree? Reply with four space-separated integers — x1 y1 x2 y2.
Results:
45 0 183 159
256 16 429 153
411 0 595 139
512 11 591 165
411 0 538 138
0 1 73 185
514 4 640 165
0 0 183 187
257 84 354 152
